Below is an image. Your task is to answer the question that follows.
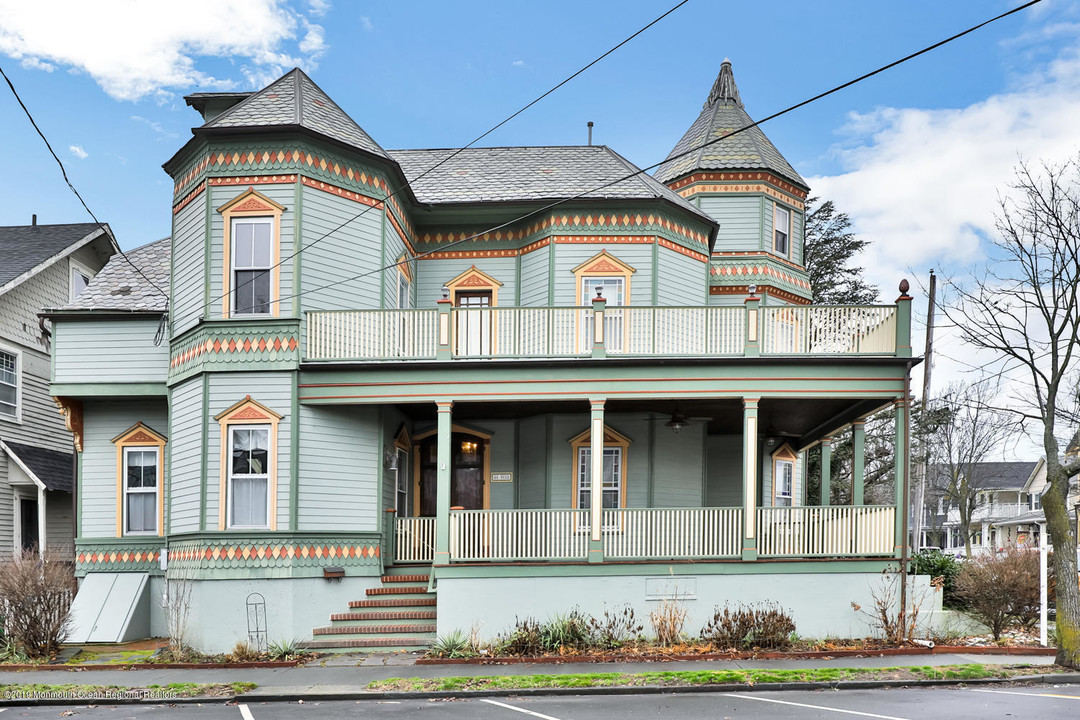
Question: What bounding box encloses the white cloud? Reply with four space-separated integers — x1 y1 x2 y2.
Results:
359 15 373 31
68 144 88 159
512 60 526 67
307 0 331 16
808 42 1080 296
0 0 329 101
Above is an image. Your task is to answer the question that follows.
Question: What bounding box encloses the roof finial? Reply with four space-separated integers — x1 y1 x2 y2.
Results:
705 59 742 109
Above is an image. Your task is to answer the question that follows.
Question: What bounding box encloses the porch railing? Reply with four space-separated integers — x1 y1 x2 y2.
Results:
601 507 742 559
760 306 896 355
394 516 436 563
449 509 589 561
305 302 900 361
756 506 895 557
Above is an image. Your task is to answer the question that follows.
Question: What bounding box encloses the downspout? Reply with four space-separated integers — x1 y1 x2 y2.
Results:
900 361 913 623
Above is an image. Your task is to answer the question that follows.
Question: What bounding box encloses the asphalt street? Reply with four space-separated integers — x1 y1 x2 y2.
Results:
2 684 1079 719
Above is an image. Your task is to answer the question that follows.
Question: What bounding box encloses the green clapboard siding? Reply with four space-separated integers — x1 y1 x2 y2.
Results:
168 378 204 532
206 372 292 529
381 213 409 309
298 404 379 531
519 246 549 306
516 417 547 508
791 208 804 266
706 434 742 506
299 185 383 312
651 420 705 507
482 419 515 509
53 319 168 385
656 246 708 306
171 194 208 336
698 195 761 253
416 258 517 308
209 184 296 319
551 245 653 306
80 399 168 538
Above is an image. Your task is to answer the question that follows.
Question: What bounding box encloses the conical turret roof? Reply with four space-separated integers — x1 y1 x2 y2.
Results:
202 68 390 161
654 60 805 189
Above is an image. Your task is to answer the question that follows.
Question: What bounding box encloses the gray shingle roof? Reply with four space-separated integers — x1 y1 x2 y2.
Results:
930 461 1040 492
654 61 806 189
204 68 389 160
389 145 712 221
62 237 170 312
0 223 106 291
1 440 73 493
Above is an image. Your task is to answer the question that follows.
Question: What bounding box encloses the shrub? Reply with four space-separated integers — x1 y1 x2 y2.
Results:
431 629 476 659
230 641 262 662
588 604 643 650
649 597 687 647
267 637 304 661
0 551 76 659
539 610 592 652
953 547 1040 640
910 549 964 608
497 617 544 656
700 602 796 650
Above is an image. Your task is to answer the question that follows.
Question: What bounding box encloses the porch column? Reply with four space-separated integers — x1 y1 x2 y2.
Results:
852 421 866 505
742 397 759 561
433 401 453 564
819 438 832 506
588 398 605 563
893 398 908 558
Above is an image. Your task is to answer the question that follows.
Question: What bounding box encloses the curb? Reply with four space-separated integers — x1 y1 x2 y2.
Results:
416 645 1058 666
1 660 302 672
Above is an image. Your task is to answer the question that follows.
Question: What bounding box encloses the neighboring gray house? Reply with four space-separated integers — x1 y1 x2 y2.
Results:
0 220 116 556
933 461 1043 555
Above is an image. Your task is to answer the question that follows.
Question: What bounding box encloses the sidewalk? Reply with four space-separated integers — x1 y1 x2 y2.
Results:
0 651 1068 701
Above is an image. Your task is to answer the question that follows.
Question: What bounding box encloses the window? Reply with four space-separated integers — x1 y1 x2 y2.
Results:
123 447 159 534
445 266 502 356
0 349 17 420
577 447 622 511
572 251 636 353
397 271 412 310
232 217 273 315
773 205 790 256
216 396 281 531
774 460 794 507
228 426 270 528
70 261 94 301
395 448 409 517
112 422 166 537
1029 491 1042 511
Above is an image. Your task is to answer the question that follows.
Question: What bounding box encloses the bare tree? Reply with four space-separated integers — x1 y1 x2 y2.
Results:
929 381 1015 558
942 158 1080 668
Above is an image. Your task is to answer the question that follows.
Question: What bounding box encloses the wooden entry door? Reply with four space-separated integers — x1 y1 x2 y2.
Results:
418 433 486 515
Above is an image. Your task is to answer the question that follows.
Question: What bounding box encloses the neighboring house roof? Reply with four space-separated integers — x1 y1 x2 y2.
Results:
202 68 390 161
390 145 713 222
56 237 171 313
0 223 116 297
0 440 73 492
931 461 1040 492
653 60 806 189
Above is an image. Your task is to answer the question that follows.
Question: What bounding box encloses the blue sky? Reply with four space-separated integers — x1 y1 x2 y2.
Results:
2 0 1079 454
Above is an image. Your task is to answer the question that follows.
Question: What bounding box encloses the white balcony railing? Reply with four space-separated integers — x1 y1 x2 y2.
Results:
601 507 742 559
761 306 896 355
756 506 895 557
449 509 590 562
394 516 435 563
307 309 438 361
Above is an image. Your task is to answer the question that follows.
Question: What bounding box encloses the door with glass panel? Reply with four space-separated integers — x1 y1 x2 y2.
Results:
580 277 624 352
454 291 492 356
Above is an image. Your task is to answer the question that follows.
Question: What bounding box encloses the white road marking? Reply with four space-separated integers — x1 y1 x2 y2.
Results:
971 688 1080 700
238 704 256 720
723 693 912 720
480 698 563 720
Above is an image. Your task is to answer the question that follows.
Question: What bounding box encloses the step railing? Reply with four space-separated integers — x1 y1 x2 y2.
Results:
601 507 743 559
394 516 436 563
448 509 589 561
756 505 895 557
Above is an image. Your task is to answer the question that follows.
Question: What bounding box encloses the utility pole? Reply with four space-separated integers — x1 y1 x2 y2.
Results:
912 270 936 553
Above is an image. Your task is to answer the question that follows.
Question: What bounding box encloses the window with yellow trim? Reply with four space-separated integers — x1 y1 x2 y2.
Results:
568 425 630 512
112 423 167 537
771 443 797 507
215 396 281 531
218 189 285 319
572 251 635 351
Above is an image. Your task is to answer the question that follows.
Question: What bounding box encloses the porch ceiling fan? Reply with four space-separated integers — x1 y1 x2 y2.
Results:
663 407 712 434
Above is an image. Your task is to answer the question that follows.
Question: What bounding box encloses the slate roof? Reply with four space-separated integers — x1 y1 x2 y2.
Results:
60 237 171 312
389 145 711 222
653 60 806 189
0 440 73 492
931 461 1040 492
0 223 107 292
203 68 390 160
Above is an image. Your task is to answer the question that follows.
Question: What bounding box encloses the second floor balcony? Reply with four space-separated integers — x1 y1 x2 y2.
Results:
304 300 907 363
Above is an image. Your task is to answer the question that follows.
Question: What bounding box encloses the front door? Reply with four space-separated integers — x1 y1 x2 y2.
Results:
454 291 492 356
18 497 38 553
419 434 486 515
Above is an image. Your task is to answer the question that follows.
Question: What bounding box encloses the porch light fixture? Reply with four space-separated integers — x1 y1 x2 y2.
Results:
383 447 398 471
441 285 450 300
748 284 757 296
665 412 688 435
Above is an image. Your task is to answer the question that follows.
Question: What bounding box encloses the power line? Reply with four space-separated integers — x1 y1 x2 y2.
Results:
268 0 1043 309
204 0 691 313
0 63 171 304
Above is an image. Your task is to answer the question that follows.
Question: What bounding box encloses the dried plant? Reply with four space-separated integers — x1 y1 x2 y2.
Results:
0 551 76 658
588 604 643 649
700 602 796 650
954 547 1041 639
853 571 927 645
649 597 687 647
162 557 196 656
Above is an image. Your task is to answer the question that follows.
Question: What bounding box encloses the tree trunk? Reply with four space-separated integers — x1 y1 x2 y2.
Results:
1043 469 1079 668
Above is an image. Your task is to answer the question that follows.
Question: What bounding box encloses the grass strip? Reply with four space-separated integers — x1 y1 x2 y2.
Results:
0 682 256 699
368 664 1045 692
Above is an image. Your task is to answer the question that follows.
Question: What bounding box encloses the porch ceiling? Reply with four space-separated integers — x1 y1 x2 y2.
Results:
394 396 891 445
